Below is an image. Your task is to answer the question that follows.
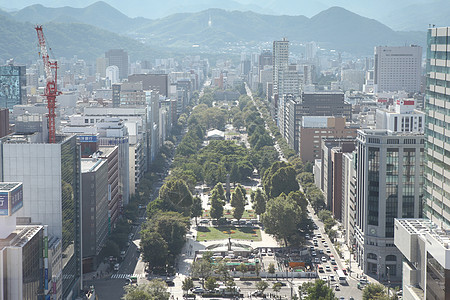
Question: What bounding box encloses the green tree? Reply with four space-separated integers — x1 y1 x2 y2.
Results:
268 263 275 274
298 172 314 185
159 179 193 213
191 196 203 225
268 166 299 198
123 279 170 300
237 262 248 278
304 279 336 300
215 261 231 282
262 194 303 246
192 258 213 287
231 188 245 221
272 282 283 296
363 284 390 300
205 277 217 291
147 211 189 256
252 189 267 215
230 163 240 184
140 231 168 270
256 281 269 294
182 277 194 296
210 196 224 221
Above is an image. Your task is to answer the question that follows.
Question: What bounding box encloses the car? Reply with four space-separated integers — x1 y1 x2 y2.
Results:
275 281 287 286
305 234 310 239
330 258 336 265
329 275 335 281
314 258 320 263
192 287 205 294
319 249 324 254
326 248 331 253
114 263 120 271
321 239 326 243
120 250 126 258
165 279 175 286
199 219 209 224
335 284 340 291
321 276 328 281
321 256 327 262
326 265 331 272
252 290 264 297
311 251 316 256
314 242 318 247
342 269 347 275
323 242 328 247
339 297 345 300
309 246 315 251
333 266 338 271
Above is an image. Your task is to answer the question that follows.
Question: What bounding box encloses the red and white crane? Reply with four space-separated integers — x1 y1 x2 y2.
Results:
35 25 60 143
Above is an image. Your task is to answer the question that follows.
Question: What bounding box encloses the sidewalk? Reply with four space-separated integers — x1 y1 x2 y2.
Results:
83 262 111 281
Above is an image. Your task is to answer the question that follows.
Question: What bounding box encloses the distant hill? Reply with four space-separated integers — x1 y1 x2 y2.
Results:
133 7 426 55
10 1 148 33
0 15 162 62
0 3 427 62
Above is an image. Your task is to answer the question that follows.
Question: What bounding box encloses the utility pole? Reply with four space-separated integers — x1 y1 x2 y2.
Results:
387 266 391 297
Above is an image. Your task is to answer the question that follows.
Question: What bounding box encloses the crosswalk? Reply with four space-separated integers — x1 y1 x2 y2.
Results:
111 273 146 279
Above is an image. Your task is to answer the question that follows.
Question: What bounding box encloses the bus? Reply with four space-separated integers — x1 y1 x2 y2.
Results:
336 270 347 285
318 265 324 273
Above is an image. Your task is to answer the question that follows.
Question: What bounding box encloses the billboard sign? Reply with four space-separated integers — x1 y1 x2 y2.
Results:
78 135 98 143
10 185 23 215
0 192 8 216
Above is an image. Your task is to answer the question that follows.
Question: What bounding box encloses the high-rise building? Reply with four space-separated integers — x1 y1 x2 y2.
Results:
374 45 422 93
81 158 108 273
0 134 82 298
355 129 424 282
272 38 289 100
106 65 120 86
128 74 169 97
0 108 9 137
394 26 450 300
258 50 272 73
0 64 26 109
105 49 128 79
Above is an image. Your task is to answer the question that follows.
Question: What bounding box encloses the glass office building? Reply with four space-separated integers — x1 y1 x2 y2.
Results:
0 65 26 109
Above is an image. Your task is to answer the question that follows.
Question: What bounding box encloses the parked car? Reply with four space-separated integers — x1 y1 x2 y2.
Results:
321 256 327 262
192 287 205 294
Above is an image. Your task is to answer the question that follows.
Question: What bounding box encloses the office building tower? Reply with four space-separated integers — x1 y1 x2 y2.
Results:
98 146 120 230
0 134 81 298
96 57 109 78
342 152 357 247
128 74 169 97
305 41 317 61
287 92 353 154
258 50 272 72
272 38 289 97
423 26 450 228
320 138 356 217
375 98 425 133
374 45 422 93
81 158 108 272
0 108 9 137
394 26 450 300
0 64 26 109
355 130 424 282
106 65 120 86
105 49 128 79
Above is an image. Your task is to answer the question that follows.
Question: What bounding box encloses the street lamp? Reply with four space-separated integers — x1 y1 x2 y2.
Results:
386 266 391 297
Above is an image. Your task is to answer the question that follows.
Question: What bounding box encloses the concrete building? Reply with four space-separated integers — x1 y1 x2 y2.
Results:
105 49 128 79
299 116 358 162
0 63 26 109
273 38 289 96
111 82 146 107
394 219 450 300
0 134 82 299
392 26 450 300
96 57 109 78
286 92 352 153
0 108 10 137
355 130 424 282
81 158 108 273
374 45 422 93
128 73 169 97
423 26 450 229
320 138 356 212
98 146 120 231
106 65 119 86
342 152 357 247
375 98 425 133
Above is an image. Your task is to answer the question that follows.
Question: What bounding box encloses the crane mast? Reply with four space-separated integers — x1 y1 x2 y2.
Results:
35 25 59 143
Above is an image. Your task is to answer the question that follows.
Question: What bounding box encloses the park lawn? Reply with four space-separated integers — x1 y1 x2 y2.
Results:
196 226 261 241
202 209 257 219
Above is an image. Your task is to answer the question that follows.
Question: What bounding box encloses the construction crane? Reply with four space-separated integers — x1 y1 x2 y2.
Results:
35 25 60 143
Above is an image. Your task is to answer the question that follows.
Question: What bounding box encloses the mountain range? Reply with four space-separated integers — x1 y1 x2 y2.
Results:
1 0 446 31
0 2 427 62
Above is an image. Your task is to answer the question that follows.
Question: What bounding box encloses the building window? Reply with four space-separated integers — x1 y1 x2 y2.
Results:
367 253 377 260
386 255 397 262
